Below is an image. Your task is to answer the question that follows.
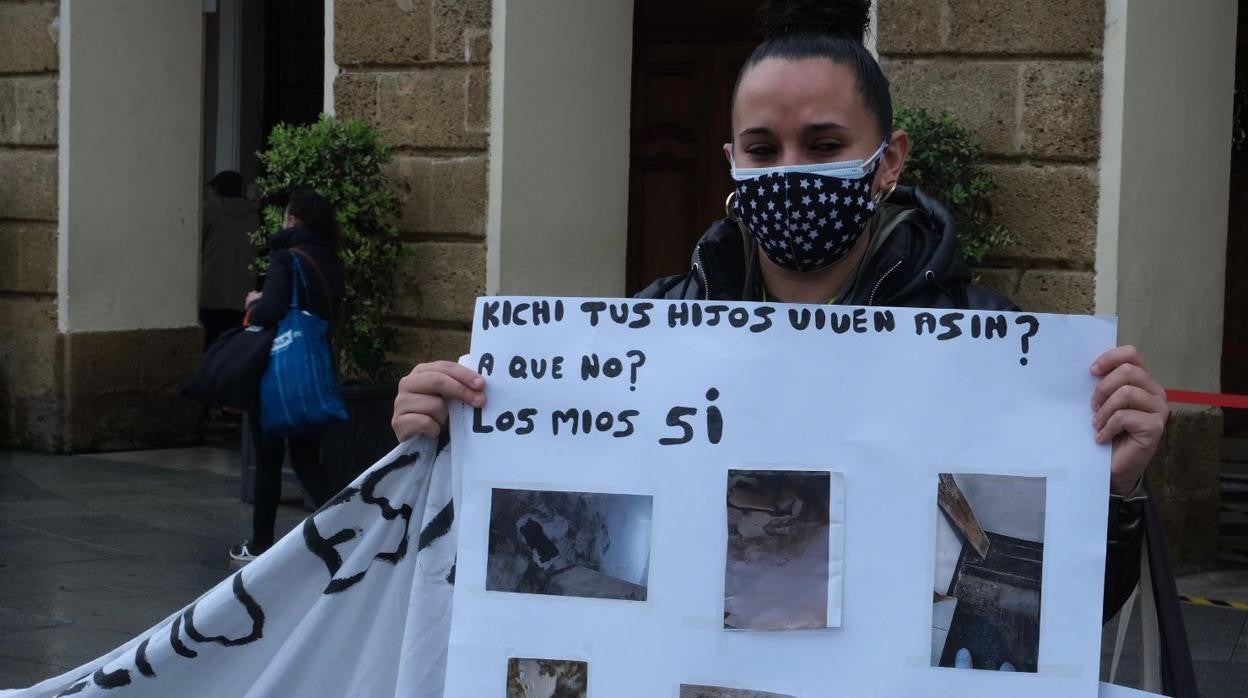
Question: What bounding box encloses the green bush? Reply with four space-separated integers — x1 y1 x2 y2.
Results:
893 106 1011 265
253 116 409 384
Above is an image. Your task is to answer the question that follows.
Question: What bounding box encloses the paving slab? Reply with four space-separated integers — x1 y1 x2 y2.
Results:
0 655 70 690
0 585 184 636
0 623 132 669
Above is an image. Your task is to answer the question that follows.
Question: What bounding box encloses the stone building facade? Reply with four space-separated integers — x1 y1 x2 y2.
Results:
880 0 1105 315
0 0 1237 569
877 0 1234 571
0 1 203 453
333 0 491 370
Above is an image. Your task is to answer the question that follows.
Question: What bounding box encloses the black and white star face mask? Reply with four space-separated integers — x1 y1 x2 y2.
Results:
730 140 889 273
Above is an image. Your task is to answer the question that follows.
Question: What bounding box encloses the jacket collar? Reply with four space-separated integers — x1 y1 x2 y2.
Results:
268 224 324 251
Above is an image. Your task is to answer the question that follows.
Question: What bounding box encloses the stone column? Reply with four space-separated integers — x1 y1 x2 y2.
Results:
0 0 205 453
1106 0 1236 572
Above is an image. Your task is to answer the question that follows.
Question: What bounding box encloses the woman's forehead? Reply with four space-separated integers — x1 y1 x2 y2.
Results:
733 57 870 134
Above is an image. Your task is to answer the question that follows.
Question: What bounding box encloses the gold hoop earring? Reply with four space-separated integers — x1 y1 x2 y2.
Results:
874 181 898 205
725 191 739 220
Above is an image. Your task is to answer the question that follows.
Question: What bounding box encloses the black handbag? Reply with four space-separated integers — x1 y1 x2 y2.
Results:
181 324 277 411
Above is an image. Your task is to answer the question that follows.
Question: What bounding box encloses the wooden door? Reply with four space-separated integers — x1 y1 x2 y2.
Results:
626 1 760 295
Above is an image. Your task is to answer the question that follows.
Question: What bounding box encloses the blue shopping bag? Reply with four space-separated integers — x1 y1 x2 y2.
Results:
259 251 348 439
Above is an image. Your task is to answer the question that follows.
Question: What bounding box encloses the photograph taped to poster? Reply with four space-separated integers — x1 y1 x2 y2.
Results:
446 297 1116 698
932 473 1047 673
723 469 844 630
506 658 588 698
488 488 653 601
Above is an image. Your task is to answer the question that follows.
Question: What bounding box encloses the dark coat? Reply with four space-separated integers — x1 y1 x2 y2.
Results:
637 185 1144 622
639 185 1014 310
247 225 345 330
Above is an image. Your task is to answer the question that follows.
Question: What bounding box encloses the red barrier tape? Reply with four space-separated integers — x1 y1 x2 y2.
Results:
1165 390 1248 409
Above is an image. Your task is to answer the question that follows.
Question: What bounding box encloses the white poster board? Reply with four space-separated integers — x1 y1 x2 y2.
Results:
447 297 1115 698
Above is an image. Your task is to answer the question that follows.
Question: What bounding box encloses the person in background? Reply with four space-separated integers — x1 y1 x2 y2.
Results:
200 170 262 348
230 189 346 563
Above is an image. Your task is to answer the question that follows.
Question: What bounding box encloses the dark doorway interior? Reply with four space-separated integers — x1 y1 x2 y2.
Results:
1214 1 1248 572
626 0 761 295
198 0 325 453
262 0 324 139
201 0 323 191
1225 1 1248 436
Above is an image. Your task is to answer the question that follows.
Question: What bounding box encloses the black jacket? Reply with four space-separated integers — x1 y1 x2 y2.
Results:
641 186 1014 310
638 185 1144 622
247 225 345 330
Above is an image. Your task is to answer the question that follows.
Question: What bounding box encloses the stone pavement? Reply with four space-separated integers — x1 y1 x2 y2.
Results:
1 447 1247 694
0 447 304 688
1101 574 1248 695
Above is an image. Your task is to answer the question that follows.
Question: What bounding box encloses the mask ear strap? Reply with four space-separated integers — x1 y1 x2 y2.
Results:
870 139 890 166
869 139 894 203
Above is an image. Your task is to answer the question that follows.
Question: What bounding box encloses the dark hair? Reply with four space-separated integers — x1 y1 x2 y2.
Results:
285 189 341 251
733 0 893 139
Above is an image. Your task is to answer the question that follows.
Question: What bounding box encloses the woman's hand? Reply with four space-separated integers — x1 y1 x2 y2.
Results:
1090 346 1169 495
245 291 263 306
392 361 486 441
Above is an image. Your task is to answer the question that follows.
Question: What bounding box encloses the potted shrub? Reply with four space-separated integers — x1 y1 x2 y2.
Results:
893 106 1011 266
242 116 410 497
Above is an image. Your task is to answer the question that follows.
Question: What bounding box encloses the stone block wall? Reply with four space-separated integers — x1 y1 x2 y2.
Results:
878 0 1104 314
0 0 63 450
59 327 203 452
333 0 490 371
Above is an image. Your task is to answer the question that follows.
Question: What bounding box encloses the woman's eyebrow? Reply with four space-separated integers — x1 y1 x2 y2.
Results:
805 122 848 134
737 122 847 138
738 126 775 138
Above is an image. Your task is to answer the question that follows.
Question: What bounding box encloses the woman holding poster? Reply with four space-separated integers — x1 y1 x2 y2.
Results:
393 0 1177 685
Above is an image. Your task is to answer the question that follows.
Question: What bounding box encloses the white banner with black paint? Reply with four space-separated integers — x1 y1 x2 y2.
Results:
1 439 457 698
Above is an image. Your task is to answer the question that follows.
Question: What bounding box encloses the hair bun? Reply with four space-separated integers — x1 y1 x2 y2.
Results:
762 0 871 44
